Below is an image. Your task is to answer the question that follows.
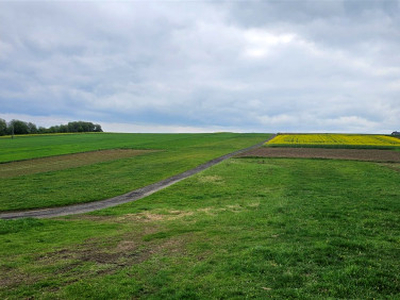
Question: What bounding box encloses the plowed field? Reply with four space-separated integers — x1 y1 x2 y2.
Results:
0 149 156 178
238 147 400 162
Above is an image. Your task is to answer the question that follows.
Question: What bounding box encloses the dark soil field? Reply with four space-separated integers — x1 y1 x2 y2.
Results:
238 147 400 162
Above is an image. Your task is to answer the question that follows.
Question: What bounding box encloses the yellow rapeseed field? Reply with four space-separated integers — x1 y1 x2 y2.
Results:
266 134 400 147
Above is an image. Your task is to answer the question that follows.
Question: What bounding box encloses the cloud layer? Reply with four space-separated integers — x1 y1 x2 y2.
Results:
1 1 399 133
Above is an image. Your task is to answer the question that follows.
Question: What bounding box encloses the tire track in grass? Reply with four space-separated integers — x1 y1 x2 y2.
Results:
0 136 275 219
0 149 157 178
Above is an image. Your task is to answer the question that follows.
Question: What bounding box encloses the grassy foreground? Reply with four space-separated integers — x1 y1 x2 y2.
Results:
0 133 269 211
1 158 399 298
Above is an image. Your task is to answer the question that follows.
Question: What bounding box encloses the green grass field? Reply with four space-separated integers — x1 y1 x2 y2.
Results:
1 157 399 298
0 132 268 163
0 133 270 211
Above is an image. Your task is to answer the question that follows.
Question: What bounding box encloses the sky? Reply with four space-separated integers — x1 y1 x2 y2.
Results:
0 0 399 133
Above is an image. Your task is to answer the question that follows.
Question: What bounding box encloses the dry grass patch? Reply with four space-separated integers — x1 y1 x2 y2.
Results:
197 175 224 184
116 241 137 252
197 204 252 216
116 210 194 223
0 149 157 178
379 163 400 172
66 210 195 224
0 225 189 291
197 207 217 216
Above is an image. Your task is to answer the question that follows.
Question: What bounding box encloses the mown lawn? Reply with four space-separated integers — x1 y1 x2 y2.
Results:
0 133 269 211
1 158 399 299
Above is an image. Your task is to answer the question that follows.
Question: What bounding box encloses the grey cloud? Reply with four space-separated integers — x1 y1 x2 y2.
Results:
0 1 399 133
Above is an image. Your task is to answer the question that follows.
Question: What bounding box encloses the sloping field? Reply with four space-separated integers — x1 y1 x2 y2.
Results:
0 149 156 179
0 133 271 211
1 132 249 163
1 158 399 298
239 147 400 162
266 134 400 148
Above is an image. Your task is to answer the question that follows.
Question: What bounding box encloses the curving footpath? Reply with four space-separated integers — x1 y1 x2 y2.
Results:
0 136 275 220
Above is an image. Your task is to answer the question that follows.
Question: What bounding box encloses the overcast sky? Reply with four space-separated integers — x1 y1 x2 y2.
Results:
1 0 399 133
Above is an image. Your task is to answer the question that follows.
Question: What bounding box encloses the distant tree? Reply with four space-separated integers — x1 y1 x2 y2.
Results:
38 126 47 134
0 118 7 136
9 119 29 135
48 125 60 133
79 122 88 132
0 119 103 135
67 121 80 133
27 122 38 134
6 123 12 135
93 124 103 132
59 124 68 133
66 121 99 133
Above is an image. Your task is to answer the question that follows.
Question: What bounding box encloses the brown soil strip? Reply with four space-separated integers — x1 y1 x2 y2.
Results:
0 136 275 219
0 149 156 178
238 147 400 162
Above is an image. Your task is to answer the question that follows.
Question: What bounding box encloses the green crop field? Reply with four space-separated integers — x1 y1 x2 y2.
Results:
0 132 267 163
1 133 399 299
0 133 270 211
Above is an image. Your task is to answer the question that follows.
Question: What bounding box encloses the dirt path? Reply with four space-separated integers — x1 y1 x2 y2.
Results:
0 137 274 220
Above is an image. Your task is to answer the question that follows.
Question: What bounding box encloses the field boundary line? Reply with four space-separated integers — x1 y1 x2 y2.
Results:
0 135 275 220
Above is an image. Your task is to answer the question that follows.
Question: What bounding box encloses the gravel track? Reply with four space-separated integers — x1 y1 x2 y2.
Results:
0 136 274 220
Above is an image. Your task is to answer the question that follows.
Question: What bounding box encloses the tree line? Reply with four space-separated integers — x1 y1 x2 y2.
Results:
0 119 103 136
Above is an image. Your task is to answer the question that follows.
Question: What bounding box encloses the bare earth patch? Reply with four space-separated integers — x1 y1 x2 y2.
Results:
0 149 157 178
238 147 400 162
117 210 194 223
0 237 185 290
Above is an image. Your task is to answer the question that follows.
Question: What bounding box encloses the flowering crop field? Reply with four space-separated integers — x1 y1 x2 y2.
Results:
266 134 400 148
